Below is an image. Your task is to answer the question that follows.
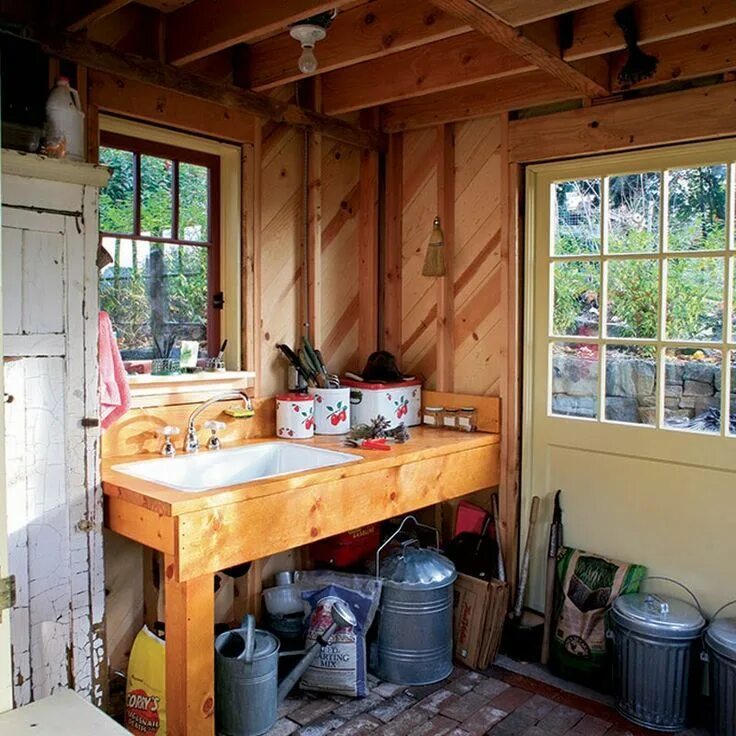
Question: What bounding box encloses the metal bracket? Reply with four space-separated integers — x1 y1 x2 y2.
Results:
0 573 16 623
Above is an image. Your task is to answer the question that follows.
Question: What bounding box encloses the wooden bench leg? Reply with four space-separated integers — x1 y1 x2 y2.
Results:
164 556 215 736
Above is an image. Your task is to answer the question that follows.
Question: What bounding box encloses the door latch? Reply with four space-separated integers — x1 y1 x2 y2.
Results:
213 291 224 310
0 572 16 623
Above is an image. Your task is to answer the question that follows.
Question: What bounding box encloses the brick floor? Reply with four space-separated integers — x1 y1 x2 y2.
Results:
264 665 702 736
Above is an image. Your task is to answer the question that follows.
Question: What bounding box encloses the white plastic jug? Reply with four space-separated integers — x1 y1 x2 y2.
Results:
45 77 85 161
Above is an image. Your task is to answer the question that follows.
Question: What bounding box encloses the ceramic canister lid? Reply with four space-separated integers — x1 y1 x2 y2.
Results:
706 617 736 661
277 393 313 402
611 593 705 639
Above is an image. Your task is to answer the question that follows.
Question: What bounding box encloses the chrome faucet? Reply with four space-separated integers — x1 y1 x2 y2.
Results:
184 389 253 454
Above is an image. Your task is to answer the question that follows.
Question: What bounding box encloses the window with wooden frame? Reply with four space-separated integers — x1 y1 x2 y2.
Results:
99 132 221 361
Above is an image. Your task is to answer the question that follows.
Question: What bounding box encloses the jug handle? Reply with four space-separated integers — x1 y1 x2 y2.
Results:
241 614 256 664
69 87 82 112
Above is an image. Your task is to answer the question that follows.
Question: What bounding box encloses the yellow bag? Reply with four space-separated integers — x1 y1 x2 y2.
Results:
125 626 166 736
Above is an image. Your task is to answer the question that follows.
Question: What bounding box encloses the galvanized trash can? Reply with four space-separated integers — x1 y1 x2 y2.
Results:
374 516 457 685
703 601 736 736
215 616 280 736
609 580 705 732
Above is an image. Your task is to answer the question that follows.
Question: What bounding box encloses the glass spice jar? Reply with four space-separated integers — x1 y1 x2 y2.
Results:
443 408 460 430
457 407 478 432
423 406 444 427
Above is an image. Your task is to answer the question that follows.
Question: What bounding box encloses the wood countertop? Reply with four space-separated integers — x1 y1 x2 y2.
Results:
102 428 500 518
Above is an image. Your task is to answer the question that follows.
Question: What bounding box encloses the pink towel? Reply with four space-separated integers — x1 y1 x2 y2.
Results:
99 311 131 431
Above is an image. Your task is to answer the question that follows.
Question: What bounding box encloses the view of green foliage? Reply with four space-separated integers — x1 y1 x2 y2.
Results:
552 168 727 345
98 145 211 359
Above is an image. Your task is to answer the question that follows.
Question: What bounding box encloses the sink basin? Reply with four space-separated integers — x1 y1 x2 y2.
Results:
112 441 362 492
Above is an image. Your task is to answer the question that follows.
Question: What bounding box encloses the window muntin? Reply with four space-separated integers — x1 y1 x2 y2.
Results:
99 133 220 361
548 163 735 435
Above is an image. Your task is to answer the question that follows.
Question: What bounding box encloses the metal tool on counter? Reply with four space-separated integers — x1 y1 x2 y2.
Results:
215 600 356 736
541 490 563 665
344 437 391 451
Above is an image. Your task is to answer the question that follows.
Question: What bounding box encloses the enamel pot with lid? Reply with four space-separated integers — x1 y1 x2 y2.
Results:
608 578 706 732
373 516 457 685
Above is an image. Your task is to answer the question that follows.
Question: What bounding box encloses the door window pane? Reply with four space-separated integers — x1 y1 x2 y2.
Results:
664 348 722 432
608 172 660 254
99 239 209 360
605 345 657 425
666 257 724 342
553 179 601 255
140 155 173 238
179 162 209 242
607 259 658 339
551 342 599 419
99 146 134 234
668 165 727 251
552 260 600 337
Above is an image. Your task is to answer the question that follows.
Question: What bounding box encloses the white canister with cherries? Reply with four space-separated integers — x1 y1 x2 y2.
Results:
308 387 351 435
276 393 315 439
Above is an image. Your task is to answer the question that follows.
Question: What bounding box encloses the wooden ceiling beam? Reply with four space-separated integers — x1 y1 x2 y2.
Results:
166 0 356 67
473 0 610 26
66 0 134 32
430 0 610 97
610 24 736 91
382 70 579 132
321 32 534 114
13 26 385 151
564 0 736 61
247 0 470 91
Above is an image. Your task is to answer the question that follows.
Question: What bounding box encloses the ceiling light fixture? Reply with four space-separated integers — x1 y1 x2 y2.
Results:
289 10 337 75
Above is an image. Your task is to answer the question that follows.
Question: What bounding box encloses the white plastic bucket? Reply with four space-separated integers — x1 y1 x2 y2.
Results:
308 387 350 435
46 77 85 161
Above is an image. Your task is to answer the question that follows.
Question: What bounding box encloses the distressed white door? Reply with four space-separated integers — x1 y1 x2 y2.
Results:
2 167 105 706
523 139 736 616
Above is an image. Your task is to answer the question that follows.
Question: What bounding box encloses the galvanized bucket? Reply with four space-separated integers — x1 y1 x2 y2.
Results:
374 516 457 685
608 577 705 732
215 615 280 736
702 600 736 736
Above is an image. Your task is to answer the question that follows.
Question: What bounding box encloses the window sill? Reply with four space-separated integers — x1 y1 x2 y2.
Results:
127 370 256 408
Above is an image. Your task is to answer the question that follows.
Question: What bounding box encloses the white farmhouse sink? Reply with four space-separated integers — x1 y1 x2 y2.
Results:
112 441 361 492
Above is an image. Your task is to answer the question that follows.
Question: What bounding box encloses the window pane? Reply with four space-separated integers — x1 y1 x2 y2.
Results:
179 162 210 242
551 342 599 419
99 147 134 234
553 179 601 255
666 257 724 342
607 259 658 339
728 353 736 436
608 172 660 253
668 165 726 251
552 260 600 336
140 155 173 238
605 345 657 425
99 240 209 360
664 348 722 432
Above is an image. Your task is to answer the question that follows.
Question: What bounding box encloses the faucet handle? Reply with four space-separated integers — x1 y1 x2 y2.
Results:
204 420 226 451
157 425 180 457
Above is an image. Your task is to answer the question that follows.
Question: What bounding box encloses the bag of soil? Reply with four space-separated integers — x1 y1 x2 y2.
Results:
551 547 646 690
295 570 382 697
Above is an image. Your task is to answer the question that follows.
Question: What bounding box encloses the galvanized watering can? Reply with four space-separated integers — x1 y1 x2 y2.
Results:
215 599 356 736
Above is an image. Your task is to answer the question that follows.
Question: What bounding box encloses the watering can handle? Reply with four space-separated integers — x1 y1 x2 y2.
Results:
241 614 256 664
375 515 440 579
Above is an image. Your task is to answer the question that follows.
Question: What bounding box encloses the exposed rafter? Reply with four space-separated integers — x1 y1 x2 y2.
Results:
474 0 610 26
66 0 134 32
430 0 609 97
166 0 355 67
5 26 385 151
247 0 470 91
322 32 534 114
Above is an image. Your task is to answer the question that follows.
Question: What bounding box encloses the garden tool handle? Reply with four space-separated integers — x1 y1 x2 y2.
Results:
375 515 440 578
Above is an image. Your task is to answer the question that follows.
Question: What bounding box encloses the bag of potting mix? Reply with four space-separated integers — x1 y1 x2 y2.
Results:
125 626 167 735
551 547 646 690
295 570 382 697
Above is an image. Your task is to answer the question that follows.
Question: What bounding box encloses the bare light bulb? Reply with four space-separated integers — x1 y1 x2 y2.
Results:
298 45 318 74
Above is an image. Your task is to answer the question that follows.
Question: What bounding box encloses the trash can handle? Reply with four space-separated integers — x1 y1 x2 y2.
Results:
375 515 440 578
642 576 703 617
709 599 736 623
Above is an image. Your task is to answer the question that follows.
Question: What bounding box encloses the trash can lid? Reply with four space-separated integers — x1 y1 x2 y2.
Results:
380 545 457 590
612 593 705 639
706 617 736 660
